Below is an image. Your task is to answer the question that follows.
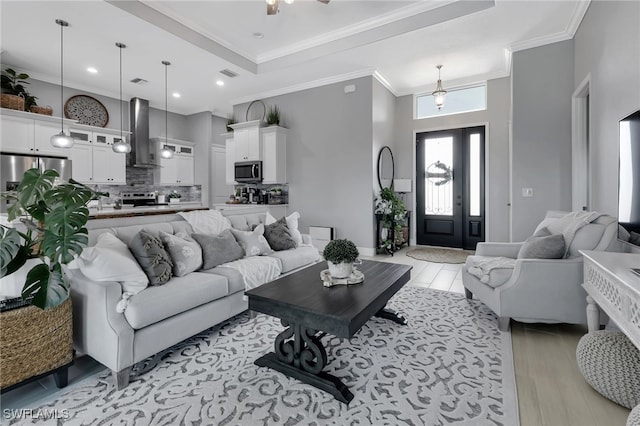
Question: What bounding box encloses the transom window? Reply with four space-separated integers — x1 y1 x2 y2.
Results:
415 84 487 119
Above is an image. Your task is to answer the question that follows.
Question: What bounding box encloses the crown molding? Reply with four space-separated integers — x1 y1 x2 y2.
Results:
106 0 256 74
230 68 377 105
256 0 461 63
396 69 510 98
140 1 257 63
510 30 573 53
373 71 398 97
566 0 591 37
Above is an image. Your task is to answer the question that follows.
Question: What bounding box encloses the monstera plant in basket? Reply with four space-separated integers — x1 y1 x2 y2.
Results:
0 169 107 309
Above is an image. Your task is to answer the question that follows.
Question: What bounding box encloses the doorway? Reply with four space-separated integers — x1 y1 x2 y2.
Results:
572 76 591 212
416 126 485 250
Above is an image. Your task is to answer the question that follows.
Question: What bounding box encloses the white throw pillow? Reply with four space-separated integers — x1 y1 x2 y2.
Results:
178 210 231 235
69 233 148 294
264 211 277 226
285 211 303 246
264 211 303 246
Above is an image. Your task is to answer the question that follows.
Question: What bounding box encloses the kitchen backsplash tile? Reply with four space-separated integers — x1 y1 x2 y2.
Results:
96 166 201 203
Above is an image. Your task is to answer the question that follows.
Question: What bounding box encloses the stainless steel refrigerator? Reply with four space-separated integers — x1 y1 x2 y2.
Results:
1 153 72 213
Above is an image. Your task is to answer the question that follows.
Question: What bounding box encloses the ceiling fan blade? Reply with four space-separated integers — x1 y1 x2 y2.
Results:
317 0 330 3
267 0 280 15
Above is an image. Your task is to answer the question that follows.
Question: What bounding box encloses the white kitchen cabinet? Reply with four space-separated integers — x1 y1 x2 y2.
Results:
90 144 126 184
223 133 235 185
0 110 73 157
152 138 195 186
34 122 69 156
1 115 33 153
66 126 128 185
229 120 262 162
261 126 287 184
67 142 93 183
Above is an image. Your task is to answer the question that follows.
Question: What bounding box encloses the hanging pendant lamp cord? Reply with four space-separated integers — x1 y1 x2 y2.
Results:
165 63 168 140
119 45 123 142
59 22 64 133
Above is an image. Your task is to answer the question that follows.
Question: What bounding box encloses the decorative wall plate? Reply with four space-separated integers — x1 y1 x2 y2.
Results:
64 95 109 127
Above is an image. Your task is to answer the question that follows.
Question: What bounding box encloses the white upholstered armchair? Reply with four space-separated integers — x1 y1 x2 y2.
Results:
462 211 618 331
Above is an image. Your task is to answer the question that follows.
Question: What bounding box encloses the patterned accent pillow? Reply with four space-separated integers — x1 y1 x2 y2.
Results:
264 217 297 251
265 211 302 246
230 224 273 257
129 230 173 285
159 231 203 277
192 229 245 269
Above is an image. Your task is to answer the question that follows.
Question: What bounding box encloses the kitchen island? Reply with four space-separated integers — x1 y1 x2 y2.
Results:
88 202 206 219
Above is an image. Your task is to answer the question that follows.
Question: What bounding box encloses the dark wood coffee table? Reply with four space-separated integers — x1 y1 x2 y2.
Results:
245 259 412 403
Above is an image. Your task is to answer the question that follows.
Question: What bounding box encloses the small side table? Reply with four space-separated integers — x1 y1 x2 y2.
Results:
0 298 74 392
376 211 411 255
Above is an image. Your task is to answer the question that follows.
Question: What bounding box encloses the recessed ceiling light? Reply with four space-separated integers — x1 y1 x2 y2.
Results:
216 80 225 86
253 32 264 39
172 92 181 98
87 67 98 74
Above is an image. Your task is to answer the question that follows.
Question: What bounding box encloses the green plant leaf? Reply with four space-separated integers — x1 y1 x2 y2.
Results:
16 168 58 215
46 184 93 210
22 263 69 309
42 227 88 265
45 205 89 236
0 227 22 277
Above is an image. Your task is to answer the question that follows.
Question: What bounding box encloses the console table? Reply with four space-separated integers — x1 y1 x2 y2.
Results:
581 250 640 350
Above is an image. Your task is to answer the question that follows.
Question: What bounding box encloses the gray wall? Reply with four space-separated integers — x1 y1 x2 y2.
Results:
26 78 189 139
234 76 376 250
574 1 640 252
372 79 397 193
211 114 229 146
394 77 511 242
186 112 213 207
511 40 574 241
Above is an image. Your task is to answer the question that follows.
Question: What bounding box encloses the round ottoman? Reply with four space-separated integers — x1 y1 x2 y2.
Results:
576 331 640 409
628 405 640 426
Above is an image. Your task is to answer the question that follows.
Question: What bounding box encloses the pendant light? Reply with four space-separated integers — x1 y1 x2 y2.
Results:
50 19 75 148
160 60 174 159
112 42 131 154
432 65 447 110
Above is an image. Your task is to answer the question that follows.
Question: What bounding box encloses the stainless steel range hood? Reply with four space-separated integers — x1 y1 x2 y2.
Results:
129 97 159 168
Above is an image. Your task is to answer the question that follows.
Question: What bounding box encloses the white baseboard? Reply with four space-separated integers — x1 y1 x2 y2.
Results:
357 247 376 257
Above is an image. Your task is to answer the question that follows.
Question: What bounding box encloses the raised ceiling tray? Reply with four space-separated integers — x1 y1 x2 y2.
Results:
64 95 109 127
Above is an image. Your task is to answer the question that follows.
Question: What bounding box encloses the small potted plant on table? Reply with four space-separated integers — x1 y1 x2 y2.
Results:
323 239 359 278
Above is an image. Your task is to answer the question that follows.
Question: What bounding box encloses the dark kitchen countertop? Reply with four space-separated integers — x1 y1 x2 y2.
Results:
88 203 206 219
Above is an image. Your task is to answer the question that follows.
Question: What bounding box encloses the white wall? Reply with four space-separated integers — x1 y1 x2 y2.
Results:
394 77 511 243
234 77 376 250
511 40 574 241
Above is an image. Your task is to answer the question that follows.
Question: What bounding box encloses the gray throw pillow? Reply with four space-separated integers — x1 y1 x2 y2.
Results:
159 231 203 277
517 227 566 259
192 229 244 269
229 224 273 257
129 230 173 285
264 217 297 251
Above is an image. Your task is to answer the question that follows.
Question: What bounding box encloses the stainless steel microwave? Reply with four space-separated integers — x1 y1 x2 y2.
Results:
234 161 263 183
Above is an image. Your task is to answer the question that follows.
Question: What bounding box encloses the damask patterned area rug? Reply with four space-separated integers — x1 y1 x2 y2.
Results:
16 287 519 425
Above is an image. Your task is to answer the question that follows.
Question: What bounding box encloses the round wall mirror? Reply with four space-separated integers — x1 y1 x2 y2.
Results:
377 146 394 190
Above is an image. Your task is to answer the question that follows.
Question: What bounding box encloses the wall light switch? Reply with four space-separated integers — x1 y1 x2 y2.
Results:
344 84 356 94
522 187 533 197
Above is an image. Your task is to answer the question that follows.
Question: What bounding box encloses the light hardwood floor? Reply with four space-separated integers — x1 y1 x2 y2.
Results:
368 247 632 426
4 247 633 425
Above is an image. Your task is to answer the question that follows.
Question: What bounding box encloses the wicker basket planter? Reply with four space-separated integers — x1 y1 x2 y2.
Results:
0 298 73 390
30 106 53 116
1 93 25 111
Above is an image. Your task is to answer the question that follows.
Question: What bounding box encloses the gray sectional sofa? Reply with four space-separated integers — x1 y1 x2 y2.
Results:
70 211 320 389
